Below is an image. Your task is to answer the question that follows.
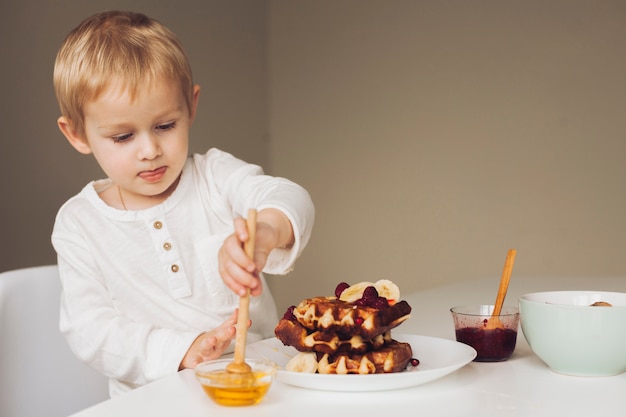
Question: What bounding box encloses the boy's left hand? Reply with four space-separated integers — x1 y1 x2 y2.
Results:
178 310 240 370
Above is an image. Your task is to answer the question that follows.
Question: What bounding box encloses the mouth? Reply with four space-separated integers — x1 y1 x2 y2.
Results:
138 166 167 183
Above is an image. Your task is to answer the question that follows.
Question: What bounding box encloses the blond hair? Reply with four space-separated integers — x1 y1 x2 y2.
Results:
54 11 194 136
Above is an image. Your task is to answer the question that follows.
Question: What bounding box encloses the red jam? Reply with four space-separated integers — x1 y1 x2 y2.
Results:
455 327 517 362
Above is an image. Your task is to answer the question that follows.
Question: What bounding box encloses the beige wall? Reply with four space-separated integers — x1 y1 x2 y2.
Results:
2 1 625 316
266 0 626 313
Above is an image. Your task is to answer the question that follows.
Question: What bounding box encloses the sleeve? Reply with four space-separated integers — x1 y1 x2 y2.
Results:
195 149 315 274
52 210 200 387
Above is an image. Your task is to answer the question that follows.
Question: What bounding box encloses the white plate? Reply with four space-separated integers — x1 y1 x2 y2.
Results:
246 333 476 391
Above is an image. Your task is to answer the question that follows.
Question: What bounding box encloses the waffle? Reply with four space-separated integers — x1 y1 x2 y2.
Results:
275 318 390 354
275 281 415 375
316 339 413 374
292 296 412 340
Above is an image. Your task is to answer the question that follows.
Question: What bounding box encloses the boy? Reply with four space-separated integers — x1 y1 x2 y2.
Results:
52 10 314 397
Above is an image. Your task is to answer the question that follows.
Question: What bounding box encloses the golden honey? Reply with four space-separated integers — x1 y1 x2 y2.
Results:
200 371 271 406
195 359 276 407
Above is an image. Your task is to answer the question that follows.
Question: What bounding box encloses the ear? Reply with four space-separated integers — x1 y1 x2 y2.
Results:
189 85 201 124
57 116 92 155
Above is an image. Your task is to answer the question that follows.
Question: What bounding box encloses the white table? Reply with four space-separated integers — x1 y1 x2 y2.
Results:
71 275 626 417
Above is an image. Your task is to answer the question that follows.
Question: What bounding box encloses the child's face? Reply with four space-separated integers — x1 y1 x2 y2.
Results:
76 78 199 204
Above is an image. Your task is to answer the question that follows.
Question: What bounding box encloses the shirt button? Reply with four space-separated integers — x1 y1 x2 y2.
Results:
163 242 172 251
171 264 179 273
153 221 163 230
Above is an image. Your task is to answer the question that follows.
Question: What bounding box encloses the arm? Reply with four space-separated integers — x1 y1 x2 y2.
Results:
52 199 236 387
56 249 200 386
198 149 315 297
218 208 296 297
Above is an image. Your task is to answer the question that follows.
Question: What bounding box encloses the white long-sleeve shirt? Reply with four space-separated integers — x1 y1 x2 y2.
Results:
51 148 314 397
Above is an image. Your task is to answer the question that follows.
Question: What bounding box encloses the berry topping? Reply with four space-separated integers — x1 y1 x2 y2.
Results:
410 358 420 367
369 297 390 309
282 305 297 322
354 286 390 309
334 282 350 298
361 286 379 300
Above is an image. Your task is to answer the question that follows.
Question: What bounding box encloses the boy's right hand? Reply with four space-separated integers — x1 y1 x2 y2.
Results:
218 209 294 297
178 310 241 370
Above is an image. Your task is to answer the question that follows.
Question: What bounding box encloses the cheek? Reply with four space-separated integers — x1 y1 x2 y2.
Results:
165 135 190 161
90 147 134 180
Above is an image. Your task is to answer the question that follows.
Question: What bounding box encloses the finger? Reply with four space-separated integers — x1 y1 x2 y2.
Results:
224 233 256 274
214 322 236 340
216 328 236 349
201 335 218 352
253 249 269 273
226 268 258 297
224 260 259 293
249 280 263 297
219 267 247 296
234 217 248 242
218 253 255 296
217 260 245 295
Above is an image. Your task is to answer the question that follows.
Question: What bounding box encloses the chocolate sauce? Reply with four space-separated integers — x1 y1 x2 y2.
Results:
455 327 517 361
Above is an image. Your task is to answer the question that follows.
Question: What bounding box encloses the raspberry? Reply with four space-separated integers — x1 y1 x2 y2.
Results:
334 282 350 298
370 297 389 309
353 286 389 309
361 286 379 301
355 317 364 325
410 358 420 367
282 305 297 322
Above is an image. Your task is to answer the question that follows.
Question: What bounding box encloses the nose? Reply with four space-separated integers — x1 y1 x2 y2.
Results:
136 133 161 160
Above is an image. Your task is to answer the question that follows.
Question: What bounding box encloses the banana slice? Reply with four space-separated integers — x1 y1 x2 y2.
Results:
338 281 375 303
285 352 318 373
338 280 400 305
374 279 400 305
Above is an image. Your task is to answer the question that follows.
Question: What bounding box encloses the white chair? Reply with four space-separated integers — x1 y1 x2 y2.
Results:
0 265 109 417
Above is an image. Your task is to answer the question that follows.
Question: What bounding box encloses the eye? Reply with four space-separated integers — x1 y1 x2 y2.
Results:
112 133 133 143
156 121 176 132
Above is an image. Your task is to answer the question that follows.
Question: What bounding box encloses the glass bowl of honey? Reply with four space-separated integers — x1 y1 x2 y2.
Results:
194 358 276 406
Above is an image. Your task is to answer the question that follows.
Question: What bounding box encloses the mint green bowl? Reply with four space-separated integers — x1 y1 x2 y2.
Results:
519 291 626 377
